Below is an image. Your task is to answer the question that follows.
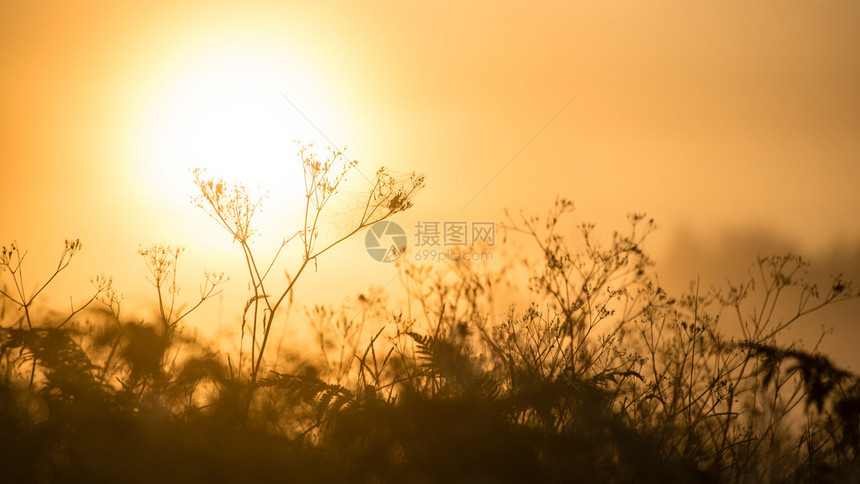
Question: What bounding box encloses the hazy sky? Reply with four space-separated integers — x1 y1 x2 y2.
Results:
1 2 858 363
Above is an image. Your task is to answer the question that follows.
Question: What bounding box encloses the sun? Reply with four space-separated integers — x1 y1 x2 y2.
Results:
135 42 344 224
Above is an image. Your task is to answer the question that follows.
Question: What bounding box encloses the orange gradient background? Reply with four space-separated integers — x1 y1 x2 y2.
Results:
2 2 859 363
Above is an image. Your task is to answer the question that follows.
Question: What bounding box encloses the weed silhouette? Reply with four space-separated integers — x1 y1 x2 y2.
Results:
1 177 858 482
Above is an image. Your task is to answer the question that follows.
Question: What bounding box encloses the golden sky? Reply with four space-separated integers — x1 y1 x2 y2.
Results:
2 1 859 360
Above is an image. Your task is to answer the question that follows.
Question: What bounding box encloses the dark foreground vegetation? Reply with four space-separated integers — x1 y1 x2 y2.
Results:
2 150 859 482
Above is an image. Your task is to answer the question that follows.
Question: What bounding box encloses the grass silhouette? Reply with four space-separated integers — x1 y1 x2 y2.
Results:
1 154 859 482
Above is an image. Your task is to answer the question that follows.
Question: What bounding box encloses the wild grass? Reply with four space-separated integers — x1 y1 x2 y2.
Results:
1 150 858 482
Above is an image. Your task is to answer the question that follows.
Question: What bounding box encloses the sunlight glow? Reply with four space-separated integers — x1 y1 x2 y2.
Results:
133 41 351 251
137 42 344 217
